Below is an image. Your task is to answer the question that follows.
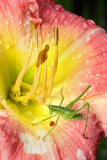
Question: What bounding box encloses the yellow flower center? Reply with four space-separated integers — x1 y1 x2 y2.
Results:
9 22 59 105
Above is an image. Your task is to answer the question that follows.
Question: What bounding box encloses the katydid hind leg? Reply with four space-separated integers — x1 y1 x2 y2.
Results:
76 102 90 113
66 85 91 108
73 102 90 137
43 116 60 140
82 103 90 138
32 114 57 125
69 102 90 137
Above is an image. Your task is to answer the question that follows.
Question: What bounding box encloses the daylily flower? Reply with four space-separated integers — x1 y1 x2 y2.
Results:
0 0 107 159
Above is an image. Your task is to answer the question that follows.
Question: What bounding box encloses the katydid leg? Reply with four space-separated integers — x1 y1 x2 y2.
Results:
75 102 90 138
66 85 91 108
32 114 57 125
59 88 64 106
44 116 60 139
83 103 90 138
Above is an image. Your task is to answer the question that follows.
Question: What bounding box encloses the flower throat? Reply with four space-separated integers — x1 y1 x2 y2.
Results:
10 22 59 105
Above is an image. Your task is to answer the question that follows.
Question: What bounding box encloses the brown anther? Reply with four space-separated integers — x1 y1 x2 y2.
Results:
54 26 59 45
36 45 49 67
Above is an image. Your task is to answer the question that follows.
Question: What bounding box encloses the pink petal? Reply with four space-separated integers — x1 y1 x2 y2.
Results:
0 0 42 83
0 0 40 27
0 0 106 159
0 112 102 160
0 0 42 43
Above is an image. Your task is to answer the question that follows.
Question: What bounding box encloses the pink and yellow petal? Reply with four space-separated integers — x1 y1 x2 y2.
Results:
39 1 106 90
0 0 40 40
0 97 49 133
61 29 107 135
25 0 106 90
0 49 11 99
0 111 102 160
0 0 106 159
0 0 41 82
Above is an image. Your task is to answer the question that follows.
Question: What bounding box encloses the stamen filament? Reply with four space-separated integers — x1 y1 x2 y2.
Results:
32 65 42 94
47 63 55 95
54 26 59 75
47 26 59 95
54 44 58 75
42 61 47 91
54 26 59 74
12 21 37 96
21 82 32 91
13 40 33 94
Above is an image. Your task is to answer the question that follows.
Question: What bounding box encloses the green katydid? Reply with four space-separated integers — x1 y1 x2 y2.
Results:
33 85 91 139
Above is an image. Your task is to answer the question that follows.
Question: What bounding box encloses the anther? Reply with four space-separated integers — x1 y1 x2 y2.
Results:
36 45 49 67
54 26 59 45
27 45 49 100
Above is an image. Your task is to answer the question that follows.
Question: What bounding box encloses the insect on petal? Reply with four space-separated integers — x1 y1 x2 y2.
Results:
0 0 106 160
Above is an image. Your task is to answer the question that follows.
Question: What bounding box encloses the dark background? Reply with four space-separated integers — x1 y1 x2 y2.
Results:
55 0 107 160
55 0 107 30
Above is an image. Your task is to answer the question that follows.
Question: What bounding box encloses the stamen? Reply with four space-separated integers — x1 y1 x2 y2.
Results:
54 26 59 46
10 25 59 105
47 26 59 95
32 64 42 93
27 45 49 99
42 61 47 91
21 82 32 91
12 21 37 96
47 63 55 95
53 26 59 74
12 40 33 96
37 24 43 46
36 45 49 67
